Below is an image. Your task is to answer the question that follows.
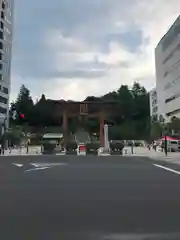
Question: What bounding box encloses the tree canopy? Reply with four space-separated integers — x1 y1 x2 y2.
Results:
9 82 151 140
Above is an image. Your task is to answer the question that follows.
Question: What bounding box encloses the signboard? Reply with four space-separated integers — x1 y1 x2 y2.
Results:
80 103 88 115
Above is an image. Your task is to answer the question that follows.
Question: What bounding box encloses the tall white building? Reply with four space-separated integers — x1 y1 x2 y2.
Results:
155 15 180 122
0 0 14 126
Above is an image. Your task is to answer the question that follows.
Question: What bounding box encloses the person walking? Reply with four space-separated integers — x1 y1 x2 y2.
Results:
164 136 168 156
153 142 157 151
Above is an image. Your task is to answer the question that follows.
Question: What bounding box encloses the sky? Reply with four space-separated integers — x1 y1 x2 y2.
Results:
10 0 180 102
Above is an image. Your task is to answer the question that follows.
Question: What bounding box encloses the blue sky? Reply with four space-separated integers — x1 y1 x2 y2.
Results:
11 0 180 101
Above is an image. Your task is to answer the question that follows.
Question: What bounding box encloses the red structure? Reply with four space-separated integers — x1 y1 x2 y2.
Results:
54 100 119 147
20 113 25 119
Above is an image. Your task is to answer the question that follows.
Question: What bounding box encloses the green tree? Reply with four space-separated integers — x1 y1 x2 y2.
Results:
169 117 180 134
109 122 137 140
150 121 162 140
132 82 146 97
32 94 57 126
117 85 134 118
9 82 151 140
11 85 34 125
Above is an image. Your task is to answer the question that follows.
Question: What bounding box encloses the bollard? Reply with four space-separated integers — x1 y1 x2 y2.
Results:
77 144 86 156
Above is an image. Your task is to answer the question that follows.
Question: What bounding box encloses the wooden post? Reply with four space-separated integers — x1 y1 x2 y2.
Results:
99 112 105 147
79 103 88 131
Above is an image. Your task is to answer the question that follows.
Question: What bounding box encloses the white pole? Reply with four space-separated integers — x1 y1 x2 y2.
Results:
1 124 4 136
104 124 109 151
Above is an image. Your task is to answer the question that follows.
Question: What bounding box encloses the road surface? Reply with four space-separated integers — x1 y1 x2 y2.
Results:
0 155 180 239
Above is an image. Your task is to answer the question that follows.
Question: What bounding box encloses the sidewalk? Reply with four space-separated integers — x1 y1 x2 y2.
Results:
149 150 180 164
1 146 67 156
123 147 180 165
2 146 42 156
123 146 151 157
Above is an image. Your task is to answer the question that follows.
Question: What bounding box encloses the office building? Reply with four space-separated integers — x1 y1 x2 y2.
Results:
0 0 14 126
155 15 180 122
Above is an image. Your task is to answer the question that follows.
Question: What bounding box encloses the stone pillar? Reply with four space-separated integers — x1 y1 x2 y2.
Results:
99 112 104 147
63 110 68 148
104 124 109 151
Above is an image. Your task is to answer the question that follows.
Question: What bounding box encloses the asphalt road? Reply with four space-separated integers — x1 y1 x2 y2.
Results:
0 155 180 239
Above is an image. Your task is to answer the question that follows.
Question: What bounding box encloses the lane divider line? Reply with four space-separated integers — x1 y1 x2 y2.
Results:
154 164 180 175
24 167 50 173
30 163 67 167
12 163 24 168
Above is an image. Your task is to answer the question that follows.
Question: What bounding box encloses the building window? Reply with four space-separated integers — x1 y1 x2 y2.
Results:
0 21 4 30
162 22 180 51
5 16 10 24
5 27 10 35
152 99 157 106
167 108 180 117
0 31 3 39
152 115 158 122
0 74 3 80
151 91 157 98
0 63 2 70
0 52 3 60
2 87 8 94
0 95 7 104
0 42 3 49
0 106 6 114
2 1 5 10
1 12 4 20
165 92 180 103
164 75 180 90
163 43 180 64
6 2 10 9
153 106 158 113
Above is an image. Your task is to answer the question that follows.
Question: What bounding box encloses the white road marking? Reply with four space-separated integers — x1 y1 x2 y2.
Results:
12 163 24 168
30 163 67 167
24 167 50 173
154 164 180 175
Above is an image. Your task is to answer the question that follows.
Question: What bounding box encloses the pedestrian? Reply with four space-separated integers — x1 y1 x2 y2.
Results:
147 144 150 150
0 143 2 155
164 138 168 156
153 142 157 151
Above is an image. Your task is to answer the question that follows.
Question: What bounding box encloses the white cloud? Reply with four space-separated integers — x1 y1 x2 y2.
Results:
11 0 180 101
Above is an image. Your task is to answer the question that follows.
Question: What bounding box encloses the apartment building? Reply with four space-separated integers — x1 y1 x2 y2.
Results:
0 0 14 125
155 15 180 122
